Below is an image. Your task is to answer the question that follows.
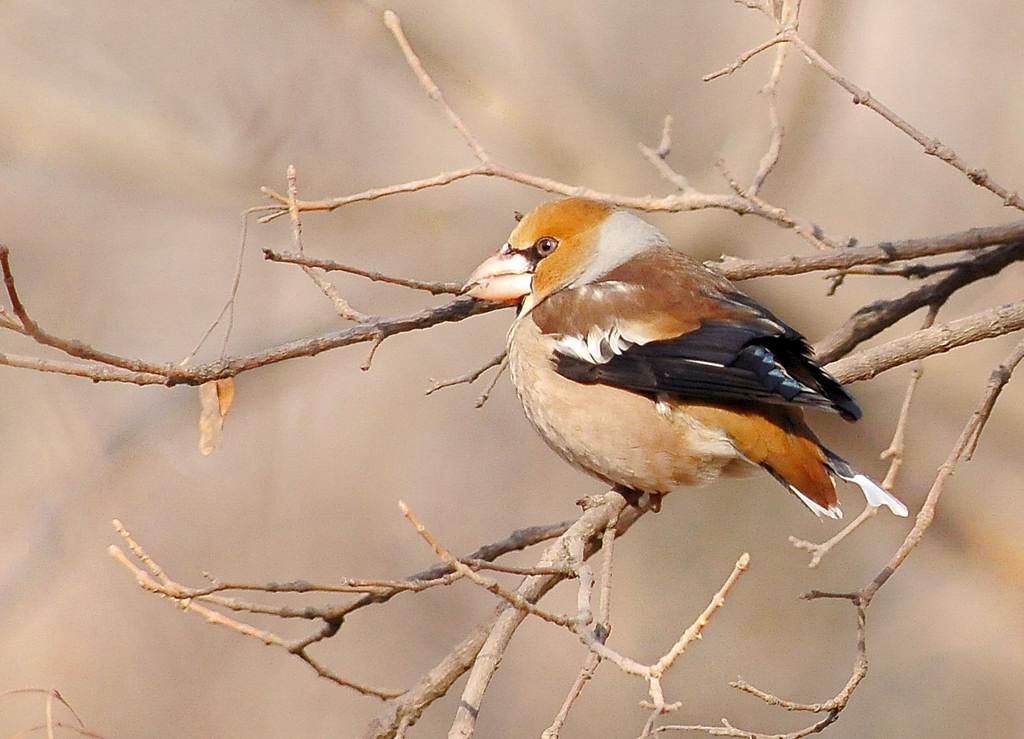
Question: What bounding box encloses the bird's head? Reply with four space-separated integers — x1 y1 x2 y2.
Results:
463 198 667 310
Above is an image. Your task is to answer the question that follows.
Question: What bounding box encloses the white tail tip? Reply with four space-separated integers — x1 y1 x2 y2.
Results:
790 486 844 519
841 472 909 517
825 451 909 517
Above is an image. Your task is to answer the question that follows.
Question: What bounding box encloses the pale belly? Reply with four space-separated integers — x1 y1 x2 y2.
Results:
508 317 753 494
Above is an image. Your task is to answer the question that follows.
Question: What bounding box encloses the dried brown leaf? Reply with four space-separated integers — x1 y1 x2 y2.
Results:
199 378 235 455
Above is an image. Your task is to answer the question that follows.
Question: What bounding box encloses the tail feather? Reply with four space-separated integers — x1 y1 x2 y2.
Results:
825 451 909 517
789 485 843 519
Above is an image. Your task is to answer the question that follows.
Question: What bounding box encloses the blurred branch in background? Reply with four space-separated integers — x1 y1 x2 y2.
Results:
0 688 107 739
3 1 1024 738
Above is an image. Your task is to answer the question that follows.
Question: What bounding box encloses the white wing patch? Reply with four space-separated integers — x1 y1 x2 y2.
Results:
553 324 638 365
550 283 658 365
550 305 732 371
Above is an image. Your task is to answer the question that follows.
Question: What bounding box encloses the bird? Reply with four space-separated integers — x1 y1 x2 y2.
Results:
462 197 908 519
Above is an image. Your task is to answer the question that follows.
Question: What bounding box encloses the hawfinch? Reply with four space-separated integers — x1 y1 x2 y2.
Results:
463 198 908 519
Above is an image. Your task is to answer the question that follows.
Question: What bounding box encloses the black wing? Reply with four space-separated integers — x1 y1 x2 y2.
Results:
553 295 861 421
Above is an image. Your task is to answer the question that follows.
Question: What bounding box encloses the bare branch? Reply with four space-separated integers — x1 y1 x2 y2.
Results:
425 352 505 397
638 115 696 193
703 33 790 82
713 221 1024 281
447 492 641 739
857 337 1024 606
265 250 462 295
815 242 1024 364
783 32 1024 211
789 505 880 569
15 225 1017 389
705 11 1023 211
400 500 577 629
1 688 107 739
383 10 491 164
472 354 510 407
1 246 178 378
541 521 620 738
746 19 790 195
286 165 371 322
827 300 1024 384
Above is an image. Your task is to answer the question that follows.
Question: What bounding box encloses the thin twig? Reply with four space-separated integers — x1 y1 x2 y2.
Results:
472 354 509 407
383 10 491 164
789 504 880 569
179 207 251 364
784 32 1024 211
542 652 602 739
675 598 865 738
109 521 405 699
637 553 750 730
400 501 577 629
1 688 103 739
542 517 619 738
265 250 462 295
858 336 1024 607
426 351 507 395
703 34 790 82
746 12 790 196
0 247 174 378
638 115 696 193
286 165 371 322
714 221 1024 281
704 18 1024 210
447 492 639 739
878 304 941 484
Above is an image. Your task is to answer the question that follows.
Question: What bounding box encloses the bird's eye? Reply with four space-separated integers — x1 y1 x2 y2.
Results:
533 236 559 257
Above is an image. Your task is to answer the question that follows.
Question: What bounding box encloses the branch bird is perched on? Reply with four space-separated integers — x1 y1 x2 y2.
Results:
463 198 908 519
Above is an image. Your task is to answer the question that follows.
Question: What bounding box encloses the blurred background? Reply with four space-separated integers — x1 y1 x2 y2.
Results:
1 1 1022 737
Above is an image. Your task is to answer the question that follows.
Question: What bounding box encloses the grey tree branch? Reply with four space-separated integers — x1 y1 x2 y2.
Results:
712 220 1024 280
4 223 1022 389
827 300 1024 384
365 494 645 739
814 241 1024 363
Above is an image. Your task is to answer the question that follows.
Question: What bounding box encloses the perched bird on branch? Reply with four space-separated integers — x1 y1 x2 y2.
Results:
464 197 907 519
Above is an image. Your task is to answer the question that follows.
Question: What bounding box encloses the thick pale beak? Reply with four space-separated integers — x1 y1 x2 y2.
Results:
462 249 534 302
